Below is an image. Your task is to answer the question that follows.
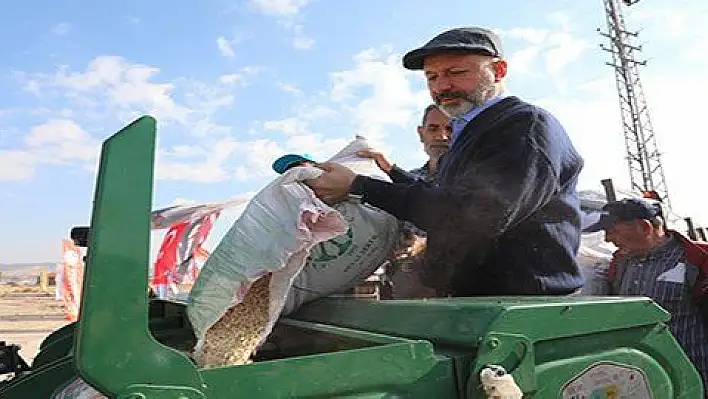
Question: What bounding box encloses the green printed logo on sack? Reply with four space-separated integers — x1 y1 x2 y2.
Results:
309 205 358 269
310 227 354 266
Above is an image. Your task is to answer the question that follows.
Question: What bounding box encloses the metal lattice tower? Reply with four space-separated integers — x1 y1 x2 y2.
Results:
599 0 671 209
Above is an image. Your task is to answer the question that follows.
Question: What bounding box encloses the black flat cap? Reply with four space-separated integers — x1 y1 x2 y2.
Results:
584 198 663 233
403 27 503 70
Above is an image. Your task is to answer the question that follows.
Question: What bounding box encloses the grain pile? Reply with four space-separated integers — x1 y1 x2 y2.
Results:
198 273 271 368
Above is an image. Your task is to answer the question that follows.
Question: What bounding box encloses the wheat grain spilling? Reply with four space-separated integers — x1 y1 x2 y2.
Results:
200 273 271 367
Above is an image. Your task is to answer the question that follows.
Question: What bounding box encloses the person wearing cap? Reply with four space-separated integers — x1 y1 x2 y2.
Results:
305 27 585 297
272 153 317 174
586 198 708 391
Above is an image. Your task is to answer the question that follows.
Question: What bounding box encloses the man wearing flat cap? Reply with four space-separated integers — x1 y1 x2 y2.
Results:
305 27 586 297
586 198 708 390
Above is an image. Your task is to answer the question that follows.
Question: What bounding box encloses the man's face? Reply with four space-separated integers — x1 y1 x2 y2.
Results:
417 107 451 159
604 220 652 255
423 53 505 118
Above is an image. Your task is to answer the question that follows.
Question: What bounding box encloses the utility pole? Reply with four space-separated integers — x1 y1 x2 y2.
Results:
599 0 671 209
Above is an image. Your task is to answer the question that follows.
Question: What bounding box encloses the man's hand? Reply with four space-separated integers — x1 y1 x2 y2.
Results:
357 150 393 174
305 162 357 204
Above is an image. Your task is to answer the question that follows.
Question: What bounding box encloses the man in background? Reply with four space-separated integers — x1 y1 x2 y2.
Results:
360 104 451 298
586 198 708 392
362 104 451 184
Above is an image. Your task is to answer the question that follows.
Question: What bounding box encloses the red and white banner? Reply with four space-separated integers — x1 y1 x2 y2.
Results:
60 239 84 321
151 211 219 299
150 199 247 299
58 198 248 318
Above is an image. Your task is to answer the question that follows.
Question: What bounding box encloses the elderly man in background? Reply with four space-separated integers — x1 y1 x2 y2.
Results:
585 197 708 393
361 104 451 298
306 27 585 297
363 104 451 184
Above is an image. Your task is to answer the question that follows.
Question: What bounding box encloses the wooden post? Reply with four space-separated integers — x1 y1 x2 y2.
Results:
601 178 617 202
39 267 49 292
685 217 698 240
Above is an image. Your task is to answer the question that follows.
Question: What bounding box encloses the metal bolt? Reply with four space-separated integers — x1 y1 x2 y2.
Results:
488 338 500 349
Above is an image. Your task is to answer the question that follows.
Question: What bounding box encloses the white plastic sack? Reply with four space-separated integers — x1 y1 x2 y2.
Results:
186 137 399 364
186 165 345 364
281 139 399 314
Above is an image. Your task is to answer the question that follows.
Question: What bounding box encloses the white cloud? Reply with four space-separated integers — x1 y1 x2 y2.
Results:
0 119 100 181
328 46 429 144
52 22 71 36
163 144 205 159
0 151 36 181
156 137 238 183
509 45 542 74
638 73 708 223
544 32 588 74
499 21 589 76
25 119 97 161
534 90 627 188
6 57 264 182
250 0 310 16
155 136 289 183
20 56 192 125
17 56 260 139
275 82 301 95
251 46 431 168
218 66 260 86
506 27 548 45
219 73 245 85
290 24 315 49
263 117 309 136
630 6 692 39
546 10 572 31
216 37 236 57
5 45 429 185
253 1 315 50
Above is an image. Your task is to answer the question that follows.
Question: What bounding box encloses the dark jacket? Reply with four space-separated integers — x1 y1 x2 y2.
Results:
350 96 585 296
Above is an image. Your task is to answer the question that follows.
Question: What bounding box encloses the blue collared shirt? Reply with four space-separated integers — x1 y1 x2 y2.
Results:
450 95 508 146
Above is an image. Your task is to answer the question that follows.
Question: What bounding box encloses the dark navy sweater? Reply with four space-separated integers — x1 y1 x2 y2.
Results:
350 96 585 296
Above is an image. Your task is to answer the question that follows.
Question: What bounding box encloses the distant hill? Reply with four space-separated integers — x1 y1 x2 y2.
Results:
0 263 57 277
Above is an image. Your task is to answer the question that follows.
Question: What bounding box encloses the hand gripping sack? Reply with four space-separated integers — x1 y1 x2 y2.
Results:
186 137 399 367
281 138 400 315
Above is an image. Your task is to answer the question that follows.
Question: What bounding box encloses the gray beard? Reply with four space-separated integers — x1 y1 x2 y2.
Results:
437 83 496 118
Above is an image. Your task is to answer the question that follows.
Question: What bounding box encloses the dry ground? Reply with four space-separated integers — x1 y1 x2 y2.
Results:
0 285 69 363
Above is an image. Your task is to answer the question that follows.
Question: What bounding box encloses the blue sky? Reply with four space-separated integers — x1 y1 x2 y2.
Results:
1 0 707 263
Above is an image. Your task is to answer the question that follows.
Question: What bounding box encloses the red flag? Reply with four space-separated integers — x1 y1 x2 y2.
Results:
152 221 189 287
151 211 220 297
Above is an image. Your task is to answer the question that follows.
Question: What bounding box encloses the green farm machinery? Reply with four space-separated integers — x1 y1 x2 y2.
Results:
0 116 704 398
